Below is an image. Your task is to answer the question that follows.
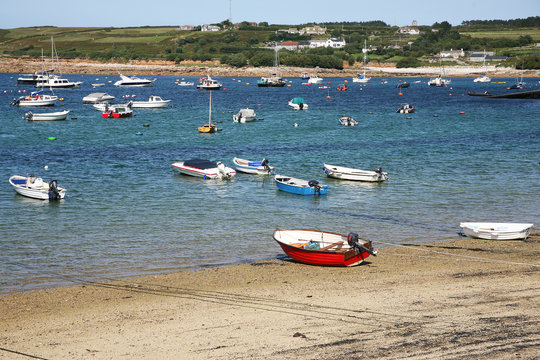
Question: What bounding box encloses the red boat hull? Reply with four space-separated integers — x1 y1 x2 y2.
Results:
273 229 372 267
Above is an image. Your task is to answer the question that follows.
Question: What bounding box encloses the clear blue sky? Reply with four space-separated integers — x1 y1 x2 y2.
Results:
2 0 538 28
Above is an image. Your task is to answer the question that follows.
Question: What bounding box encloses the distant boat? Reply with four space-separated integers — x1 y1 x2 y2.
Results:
323 164 388 182
338 116 358 126
196 75 222 90
130 95 171 108
300 72 310 80
273 229 376 267
288 97 308 110
257 73 286 87
171 159 235 179
34 37 82 88
353 40 371 83
473 50 491 83
24 109 70 121
177 81 194 86
396 103 415 113
396 82 410 88
460 222 534 240
467 91 492 97
9 175 66 201
307 75 323 84
232 157 273 174
114 74 153 87
274 175 328 195
102 104 133 118
232 108 258 123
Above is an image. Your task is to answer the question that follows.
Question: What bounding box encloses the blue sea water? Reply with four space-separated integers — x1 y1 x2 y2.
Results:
0 72 538 294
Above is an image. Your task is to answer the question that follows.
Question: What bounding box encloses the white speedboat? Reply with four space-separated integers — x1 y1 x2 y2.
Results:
114 74 153 87
130 95 171 108
396 104 415 113
288 97 308 110
36 77 82 88
323 163 388 182
196 75 222 90
24 110 70 121
338 116 358 126
177 81 194 86
233 108 257 123
11 91 58 107
473 75 491 83
307 75 323 84
459 223 534 240
82 92 115 104
9 175 66 200
428 76 451 86
17 70 57 85
171 159 235 180
232 157 273 174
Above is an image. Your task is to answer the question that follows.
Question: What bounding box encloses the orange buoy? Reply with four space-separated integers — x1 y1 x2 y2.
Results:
326 96 331 99
459 111 465 114
398 92 403 96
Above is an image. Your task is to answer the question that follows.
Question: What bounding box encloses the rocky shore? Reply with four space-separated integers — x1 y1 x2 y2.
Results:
1 57 538 78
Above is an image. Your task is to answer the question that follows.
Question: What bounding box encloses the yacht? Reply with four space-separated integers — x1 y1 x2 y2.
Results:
114 74 153 87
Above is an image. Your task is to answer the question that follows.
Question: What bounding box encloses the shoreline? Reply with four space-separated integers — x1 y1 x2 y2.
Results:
2 58 540 78
1 234 538 359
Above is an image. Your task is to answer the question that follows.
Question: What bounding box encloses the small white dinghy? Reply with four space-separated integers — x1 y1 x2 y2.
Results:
323 163 388 182
233 108 258 123
24 110 70 121
460 222 534 240
9 175 66 200
130 95 171 108
232 157 274 174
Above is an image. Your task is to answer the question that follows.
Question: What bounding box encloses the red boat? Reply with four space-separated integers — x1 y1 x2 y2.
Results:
102 104 133 118
273 229 376 267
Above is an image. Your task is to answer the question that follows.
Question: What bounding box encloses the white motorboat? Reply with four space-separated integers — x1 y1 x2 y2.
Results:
196 75 222 90
114 74 153 87
82 92 115 104
288 97 308 110
9 175 66 200
11 91 58 107
171 159 235 180
233 108 258 123
307 75 323 84
232 157 274 174
323 163 388 182
24 110 70 121
396 104 415 113
130 95 171 108
428 75 451 87
459 222 534 240
36 77 82 88
17 70 57 85
93 101 133 112
177 81 194 86
101 104 133 118
338 116 358 126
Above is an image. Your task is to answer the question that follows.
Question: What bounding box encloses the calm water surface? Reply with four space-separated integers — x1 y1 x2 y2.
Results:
0 73 538 293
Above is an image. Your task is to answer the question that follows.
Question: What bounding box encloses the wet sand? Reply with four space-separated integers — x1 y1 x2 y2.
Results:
1 234 538 359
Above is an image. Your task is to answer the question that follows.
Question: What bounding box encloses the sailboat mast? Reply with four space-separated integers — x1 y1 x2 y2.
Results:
208 91 212 125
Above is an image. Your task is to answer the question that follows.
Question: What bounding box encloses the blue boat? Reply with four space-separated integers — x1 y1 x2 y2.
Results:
274 175 328 195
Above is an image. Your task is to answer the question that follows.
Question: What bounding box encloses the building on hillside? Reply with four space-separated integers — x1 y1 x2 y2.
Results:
468 51 495 62
201 24 220 32
439 49 465 58
309 38 346 49
281 41 299 51
398 26 420 35
298 41 311 49
178 25 195 31
412 20 418 26
300 26 326 35
486 56 508 61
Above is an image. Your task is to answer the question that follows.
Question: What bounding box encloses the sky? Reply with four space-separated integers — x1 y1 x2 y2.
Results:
2 0 538 28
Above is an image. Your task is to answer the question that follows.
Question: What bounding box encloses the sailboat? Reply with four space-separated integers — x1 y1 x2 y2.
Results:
428 57 451 86
473 50 491 83
257 48 286 87
35 37 83 89
198 91 218 133
353 40 371 83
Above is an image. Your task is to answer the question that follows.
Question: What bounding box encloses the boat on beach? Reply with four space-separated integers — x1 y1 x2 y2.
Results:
273 229 376 267
9 175 66 200
323 164 388 182
459 222 534 240
274 175 328 195
171 159 235 179
24 109 70 121
232 157 273 174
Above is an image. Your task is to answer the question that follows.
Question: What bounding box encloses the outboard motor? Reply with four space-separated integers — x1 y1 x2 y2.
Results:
299 102 304 110
308 180 321 194
48 180 61 200
375 167 383 174
11 98 20 106
347 232 377 256
261 158 271 172
126 100 133 109
24 112 33 121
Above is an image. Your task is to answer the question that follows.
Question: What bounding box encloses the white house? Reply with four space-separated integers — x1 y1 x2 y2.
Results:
399 26 420 35
309 38 346 49
300 26 326 35
178 25 195 31
439 48 465 58
201 24 220 32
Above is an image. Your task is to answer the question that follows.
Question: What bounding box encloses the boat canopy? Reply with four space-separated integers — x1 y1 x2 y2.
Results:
183 158 218 169
291 97 306 104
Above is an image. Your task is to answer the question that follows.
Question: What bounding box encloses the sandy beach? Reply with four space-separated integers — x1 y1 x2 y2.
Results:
1 233 538 359
1 57 539 78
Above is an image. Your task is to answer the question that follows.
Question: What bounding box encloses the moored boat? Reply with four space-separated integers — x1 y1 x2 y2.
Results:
232 108 257 123
171 159 235 179
232 157 273 174
273 229 376 266
24 109 70 121
198 91 218 133
102 104 133 118
130 95 171 108
338 116 358 126
288 97 308 110
196 75 222 90
36 77 82 88
82 92 115 104
9 175 66 200
114 74 153 87
274 175 327 195
323 163 388 182
257 73 286 87
11 91 58 107
459 222 534 240
396 103 415 113
307 75 323 84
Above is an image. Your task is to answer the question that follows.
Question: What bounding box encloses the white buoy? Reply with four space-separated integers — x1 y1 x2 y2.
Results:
294 123 299 127
44 165 49 170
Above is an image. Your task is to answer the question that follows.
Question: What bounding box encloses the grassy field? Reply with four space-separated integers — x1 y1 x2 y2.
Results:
460 29 540 40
